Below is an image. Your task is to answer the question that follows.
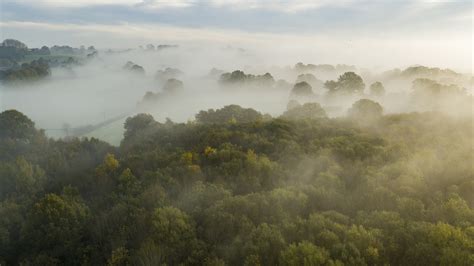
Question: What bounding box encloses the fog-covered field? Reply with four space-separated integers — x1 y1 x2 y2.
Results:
1 45 471 144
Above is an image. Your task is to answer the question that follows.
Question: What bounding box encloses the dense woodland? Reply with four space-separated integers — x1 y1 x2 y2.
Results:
1 101 473 265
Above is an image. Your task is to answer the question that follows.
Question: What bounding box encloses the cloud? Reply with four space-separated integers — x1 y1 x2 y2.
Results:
208 0 355 12
9 0 138 8
0 20 307 44
137 0 196 9
1 20 471 72
1 1 471 72
7 0 356 12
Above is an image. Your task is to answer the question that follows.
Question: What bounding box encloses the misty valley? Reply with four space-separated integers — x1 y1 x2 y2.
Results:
0 37 473 266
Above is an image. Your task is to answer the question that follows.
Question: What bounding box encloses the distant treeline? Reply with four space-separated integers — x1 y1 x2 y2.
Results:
0 39 97 61
0 59 50 82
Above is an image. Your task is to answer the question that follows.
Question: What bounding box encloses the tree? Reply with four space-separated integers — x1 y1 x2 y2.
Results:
155 68 183 82
325 72 365 95
219 70 275 88
242 223 286 266
0 110 37 141
291 81 314 96
1 59 50 82
151 207 197 264
369 82 385 96
296 73 324 89
219 70 247 84
1 39 27 50
130 65 145 74
412 78 464 97
294 62 319 72
22 192 90 264
0 157 45 201
195 105 264 124
348 99 383 122
281 102 327 120
280 241 334 266
0 201 23 264
162 78 184 93
1 96 473 265
107 247 130 266
324 80 338 92
123 61 145 75
117 168 141 197
123 114 157 139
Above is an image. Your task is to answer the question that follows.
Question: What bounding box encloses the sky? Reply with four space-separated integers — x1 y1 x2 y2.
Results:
0 0 472 71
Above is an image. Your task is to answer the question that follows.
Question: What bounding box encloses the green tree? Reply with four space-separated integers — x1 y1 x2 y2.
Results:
369 81 385 96
325 72 365 95
162 78 184 93
151 206 197 264
280 241 336 266
196 105 264 124
281 102 327 120
22 192 90 264
0 157 45 200
0 110 37 141
347 99 383 122
291 81 314 96
123 113 157 139
242 223 286 265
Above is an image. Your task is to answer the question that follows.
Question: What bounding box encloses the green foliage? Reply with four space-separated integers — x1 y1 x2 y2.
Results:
348 99 383 123
280 241 336 266
1 58 50 82
151 206 199 263
162 78 184 93
123 61 145 75
281 102 327 120
23 192 90 264
196 104 265 124
1 39 28 50
219 70 275 88
0 108 472 265
241 223 286 265
412 78 464 97
369 81 385 96
291 81 314 96
0 109 37 141
0 157 45 200
325 72 365 95
410 78 469 115
295 73 324 89
123 113 157 140
401 65 461 80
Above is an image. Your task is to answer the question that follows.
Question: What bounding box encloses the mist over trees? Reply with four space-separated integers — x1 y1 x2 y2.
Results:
0 100 473 265
0 59 50 82
219 70 275 88
325 72 365 95
123 61 145 75
291 81 314 97
369 81 385 96
0 38 473 265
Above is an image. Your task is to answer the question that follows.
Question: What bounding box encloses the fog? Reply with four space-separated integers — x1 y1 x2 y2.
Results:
2 0 474 264
1 43 472 144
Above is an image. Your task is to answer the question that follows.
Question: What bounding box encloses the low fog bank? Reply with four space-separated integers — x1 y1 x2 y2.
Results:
1 43 472 144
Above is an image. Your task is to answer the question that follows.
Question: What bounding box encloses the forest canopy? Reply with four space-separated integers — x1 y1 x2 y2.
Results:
0 104 473 265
